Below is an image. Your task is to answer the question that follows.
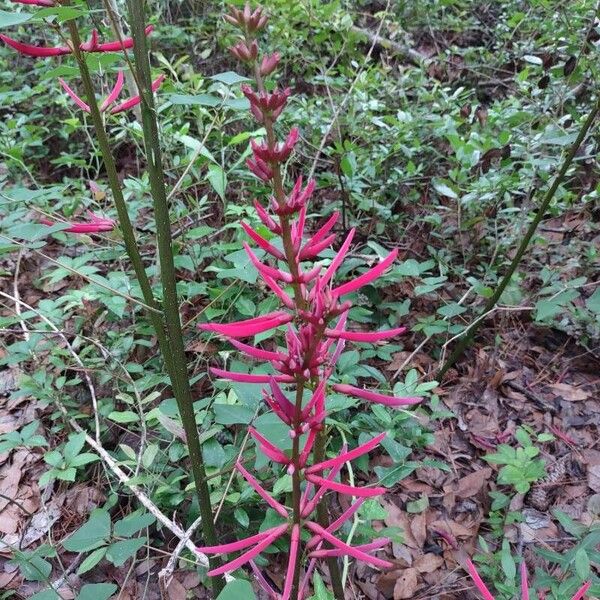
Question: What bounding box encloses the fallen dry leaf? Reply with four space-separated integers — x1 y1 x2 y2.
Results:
414 553 444 573
394 567 419 599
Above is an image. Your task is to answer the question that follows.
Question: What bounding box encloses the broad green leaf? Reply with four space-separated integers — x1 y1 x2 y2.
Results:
30 591 60 600
210 71 251 86
107 410 139 424
214 404 254 425
169 93 221 106
114 512 155 537
574 548 590 579
216 579 257 600
77 546 107 575
62 509 111 552
106 538 146 567
207 163 227 201
77 584 118 600
0 10 33 28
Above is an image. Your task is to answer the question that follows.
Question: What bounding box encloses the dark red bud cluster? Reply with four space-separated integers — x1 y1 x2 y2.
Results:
241 84 291 123
224 3 268 33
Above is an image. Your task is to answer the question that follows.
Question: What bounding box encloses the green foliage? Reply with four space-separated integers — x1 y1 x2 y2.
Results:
483 427 546 493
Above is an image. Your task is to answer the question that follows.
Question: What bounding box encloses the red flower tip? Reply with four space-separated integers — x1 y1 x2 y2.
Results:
111 74 165 114
260 52 280 76
333 383 421 407
41 211 115 234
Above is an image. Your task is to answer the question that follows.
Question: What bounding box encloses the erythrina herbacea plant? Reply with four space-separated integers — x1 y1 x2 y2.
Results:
196 5 421 598
467 560 591 600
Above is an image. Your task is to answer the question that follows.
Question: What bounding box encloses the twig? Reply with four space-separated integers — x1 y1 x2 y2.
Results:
157 513 203 594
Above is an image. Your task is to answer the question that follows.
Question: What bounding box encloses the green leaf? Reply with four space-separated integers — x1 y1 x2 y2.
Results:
234 507 249 528
0 10 33 28
574 548 590 579
214 404 254 425
77 584 118 600
77 546 107 575
107 410 139 423
62 509 111 552
586 287 600 314
432 178 458 199
168 93 221 106
210 71 251 86
30 591 61 600
63 432 86 462
216 579 257 600
114 512 155 537
207 164 227 201
69 453 99 467
407 495 429 513
106 538 146 567
501 539 516 580
310 573 335 599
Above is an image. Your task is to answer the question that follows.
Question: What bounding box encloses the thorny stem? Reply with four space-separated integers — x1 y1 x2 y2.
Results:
125 0 224 593
251 49 344 600
438 93 600 378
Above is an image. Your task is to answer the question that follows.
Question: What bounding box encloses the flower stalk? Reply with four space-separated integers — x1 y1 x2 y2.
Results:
196 5 422 598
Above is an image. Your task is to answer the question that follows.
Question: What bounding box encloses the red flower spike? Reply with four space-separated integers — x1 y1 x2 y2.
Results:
243 242 293 283
333 383 421 407
269 377 296 421
235 461 289 518
253 200 281 234
261 274 295 309
93 24 154 52
111 74 165 114
306 432 386 474
324 326 407 343
333 248 398 297
246 156 273 181
301 211 339 253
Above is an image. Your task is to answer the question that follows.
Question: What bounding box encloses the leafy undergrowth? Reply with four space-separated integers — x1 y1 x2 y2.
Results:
0 0 599 598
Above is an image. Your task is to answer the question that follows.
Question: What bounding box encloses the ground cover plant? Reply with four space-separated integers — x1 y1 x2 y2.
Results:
0 0 598 599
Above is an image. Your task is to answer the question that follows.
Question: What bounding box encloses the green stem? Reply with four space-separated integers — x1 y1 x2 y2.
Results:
124 2 225 592
438 96 600 378
64 21 172 377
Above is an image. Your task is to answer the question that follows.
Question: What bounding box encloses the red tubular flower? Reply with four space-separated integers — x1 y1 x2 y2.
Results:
241 221 285 259
200 310 292 338
0 34 70 57
40 211 115 234
324 325 407 342
1 25 153 58
236 461 289 518
333 383 421 407
333 248 399 297
10 0 54 6
111 74 165 114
